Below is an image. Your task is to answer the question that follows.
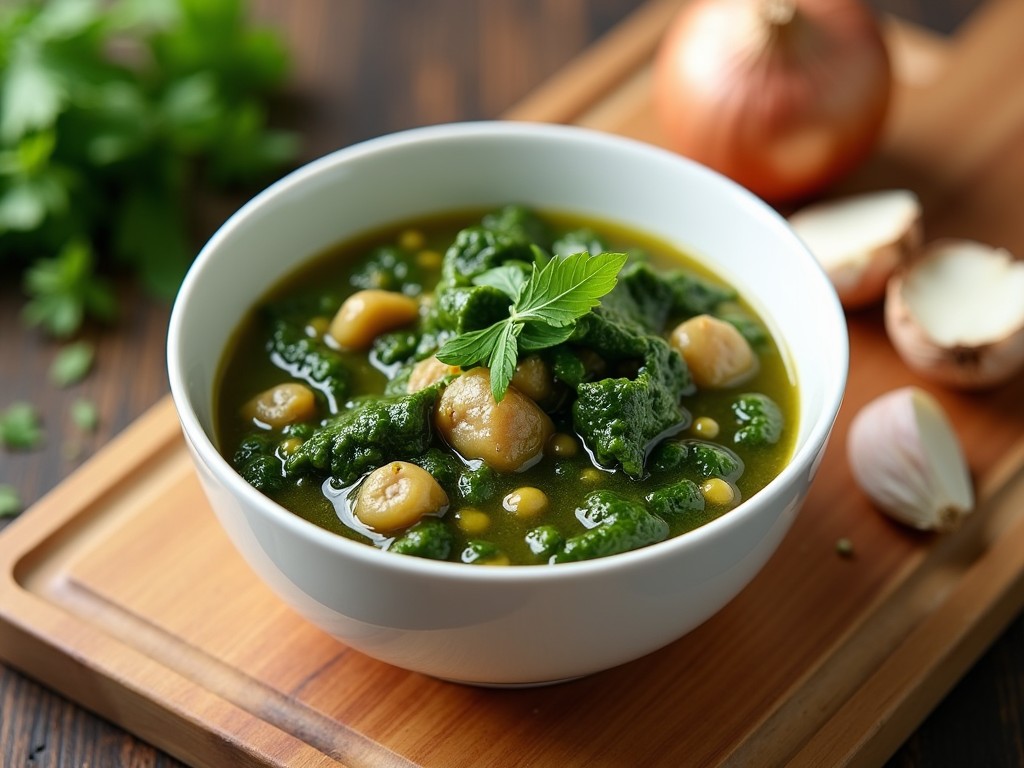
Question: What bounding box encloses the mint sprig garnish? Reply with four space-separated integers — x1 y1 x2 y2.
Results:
437 251 627 401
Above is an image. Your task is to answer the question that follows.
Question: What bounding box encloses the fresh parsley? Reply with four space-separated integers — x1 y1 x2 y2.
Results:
0 0 297 335
437 251 627 401
22 241 117 339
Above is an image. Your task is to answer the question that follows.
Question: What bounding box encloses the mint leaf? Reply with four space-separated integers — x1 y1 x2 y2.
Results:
436 323 507 370
473 265 527 300
514 251 627 327
437 251 625 401
0 485 21 517
518 322 575 351
1 402 43 450
50 341 94 387
486 322 520 402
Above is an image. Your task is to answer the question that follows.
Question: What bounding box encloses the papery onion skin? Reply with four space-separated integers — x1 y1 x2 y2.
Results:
653 0 892 203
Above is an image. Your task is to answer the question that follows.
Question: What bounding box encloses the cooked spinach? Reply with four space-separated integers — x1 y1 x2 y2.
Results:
390 518 453 560
267 320 348 410
732 393 784 447
551 491 669 564
284 386 440 485
215 205 797 565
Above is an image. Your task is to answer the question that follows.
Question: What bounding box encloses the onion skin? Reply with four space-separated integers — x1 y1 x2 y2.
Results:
653 0 892 203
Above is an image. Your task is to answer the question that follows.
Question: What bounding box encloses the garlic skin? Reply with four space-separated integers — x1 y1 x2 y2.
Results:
788 189 923 309
847 387 973 531
885 239 1024 389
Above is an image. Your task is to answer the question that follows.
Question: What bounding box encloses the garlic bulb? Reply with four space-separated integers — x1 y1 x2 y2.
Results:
788 189 922 309
885 239 1024 388
847 386 973 531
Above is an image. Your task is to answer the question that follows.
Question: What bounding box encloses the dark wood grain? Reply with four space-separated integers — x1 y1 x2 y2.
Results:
0 1 1005 766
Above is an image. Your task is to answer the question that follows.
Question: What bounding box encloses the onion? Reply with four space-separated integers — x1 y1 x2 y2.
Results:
653 0 893 203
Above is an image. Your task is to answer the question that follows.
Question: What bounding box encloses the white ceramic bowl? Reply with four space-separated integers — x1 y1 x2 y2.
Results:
167 122 847 686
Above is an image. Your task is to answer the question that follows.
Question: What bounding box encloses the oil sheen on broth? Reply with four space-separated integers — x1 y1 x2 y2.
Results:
215 206 798 566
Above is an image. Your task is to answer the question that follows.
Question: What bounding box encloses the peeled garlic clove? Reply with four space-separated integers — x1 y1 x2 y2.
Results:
847 386 973 531
885 239 1024 389
788 189 922 309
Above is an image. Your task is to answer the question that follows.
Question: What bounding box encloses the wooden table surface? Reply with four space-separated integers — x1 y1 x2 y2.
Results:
0 1 1010 766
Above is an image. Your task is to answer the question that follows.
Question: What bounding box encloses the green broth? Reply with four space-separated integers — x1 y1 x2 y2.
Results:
215 207 798 565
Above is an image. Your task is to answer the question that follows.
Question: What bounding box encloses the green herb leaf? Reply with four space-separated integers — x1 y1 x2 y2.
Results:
0 44 65 141
486 322 520 402
436 323 507 370
437 251 626 401
473 265 527 300
1 0 297 336
22 241 116 338
518 322 575 351
0 485 21 518
0 402 43 450
50 341 95 387
514 251 627 327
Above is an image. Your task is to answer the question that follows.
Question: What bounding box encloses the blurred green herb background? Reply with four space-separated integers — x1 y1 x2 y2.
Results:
1 0 298 338
0 0 299 514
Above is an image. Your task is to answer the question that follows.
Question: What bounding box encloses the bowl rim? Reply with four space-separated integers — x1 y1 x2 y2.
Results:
167 119 848 584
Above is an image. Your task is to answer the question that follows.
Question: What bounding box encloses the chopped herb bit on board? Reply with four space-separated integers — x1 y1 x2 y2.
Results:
50 342 95 387
0 485 21 517
0 402 43 450
70 398 99 433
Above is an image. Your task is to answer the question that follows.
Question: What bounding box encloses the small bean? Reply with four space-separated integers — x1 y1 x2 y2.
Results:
692 416 720 438
416 250 443 271
398 229 426 251
701 477 736 506
503 487 549 519
455 507 491 534
547 432 579 458
277 437 304 457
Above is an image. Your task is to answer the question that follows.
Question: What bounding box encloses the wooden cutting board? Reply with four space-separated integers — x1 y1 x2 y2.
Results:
3 1 1024 766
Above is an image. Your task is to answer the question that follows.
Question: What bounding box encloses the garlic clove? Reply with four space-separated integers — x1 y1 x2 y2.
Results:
847 386 973 531
788 189 922 309
885 239 1024 389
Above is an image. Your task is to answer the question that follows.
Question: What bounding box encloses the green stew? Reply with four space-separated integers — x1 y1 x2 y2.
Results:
215 206 798 565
